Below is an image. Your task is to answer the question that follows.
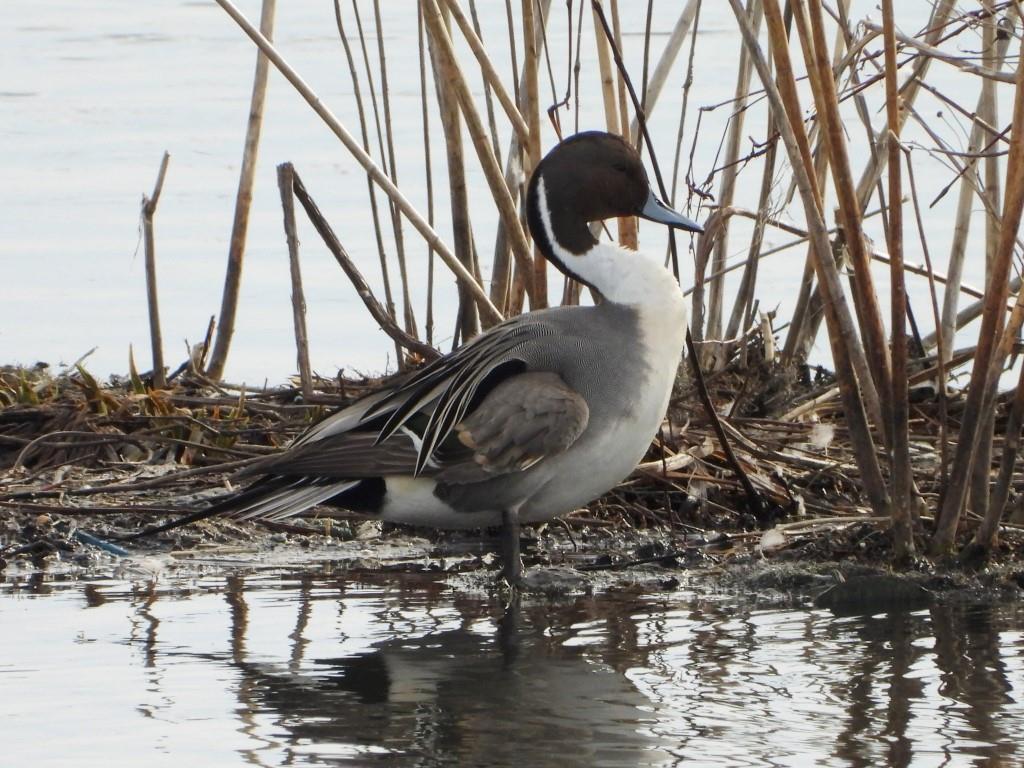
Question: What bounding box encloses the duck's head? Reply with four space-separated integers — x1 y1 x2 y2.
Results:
526 131 703 269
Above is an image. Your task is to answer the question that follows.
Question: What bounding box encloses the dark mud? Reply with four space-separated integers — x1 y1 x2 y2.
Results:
3 500 1022 613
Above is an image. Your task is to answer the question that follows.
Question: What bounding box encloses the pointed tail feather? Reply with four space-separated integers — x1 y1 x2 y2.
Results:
127 477 358 539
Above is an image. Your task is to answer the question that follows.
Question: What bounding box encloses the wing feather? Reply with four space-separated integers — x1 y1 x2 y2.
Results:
364 319 554 472
435 371 589 488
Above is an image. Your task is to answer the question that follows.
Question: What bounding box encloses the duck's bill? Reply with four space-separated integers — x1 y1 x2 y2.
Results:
640 190 703 233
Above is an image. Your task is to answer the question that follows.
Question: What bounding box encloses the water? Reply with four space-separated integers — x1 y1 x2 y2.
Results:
1 2 999 383
2 566 1022 767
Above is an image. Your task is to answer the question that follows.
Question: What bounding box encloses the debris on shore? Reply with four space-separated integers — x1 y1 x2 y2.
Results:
3 355 1023 601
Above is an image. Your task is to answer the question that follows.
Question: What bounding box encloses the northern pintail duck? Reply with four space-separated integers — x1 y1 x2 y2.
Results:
145 131 702 583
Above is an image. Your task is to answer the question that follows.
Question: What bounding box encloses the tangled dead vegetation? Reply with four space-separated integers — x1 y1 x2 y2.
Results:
2 340 1023 580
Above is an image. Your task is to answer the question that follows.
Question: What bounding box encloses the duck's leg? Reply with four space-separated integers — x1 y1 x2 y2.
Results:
501 507 524 585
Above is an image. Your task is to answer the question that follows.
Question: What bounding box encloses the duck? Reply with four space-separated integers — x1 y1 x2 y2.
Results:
140 131 703 584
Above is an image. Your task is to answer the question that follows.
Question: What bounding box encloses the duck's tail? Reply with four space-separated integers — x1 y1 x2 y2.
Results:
127 477 359 539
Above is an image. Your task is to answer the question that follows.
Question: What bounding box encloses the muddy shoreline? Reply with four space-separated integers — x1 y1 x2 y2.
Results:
3 362 1024 611
4 504 1022 614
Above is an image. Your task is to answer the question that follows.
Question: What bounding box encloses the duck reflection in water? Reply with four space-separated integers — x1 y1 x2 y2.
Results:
93 571 1024 768
224 599 669 767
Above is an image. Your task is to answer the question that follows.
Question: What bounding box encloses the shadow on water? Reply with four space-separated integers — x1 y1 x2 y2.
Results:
2 568 1023 767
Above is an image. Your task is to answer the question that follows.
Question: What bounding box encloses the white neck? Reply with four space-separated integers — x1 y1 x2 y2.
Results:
535 178 684 308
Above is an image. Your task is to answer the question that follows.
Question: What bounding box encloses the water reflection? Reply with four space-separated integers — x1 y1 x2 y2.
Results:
1 569 1022 767
215 574 668 766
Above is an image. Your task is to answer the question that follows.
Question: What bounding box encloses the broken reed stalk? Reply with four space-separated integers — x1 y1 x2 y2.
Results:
736 0 890 517
669 0 700 209
724 69 778 354
592 3 634 249
852 0 955 207
934 39 1024 555
207 0 276 381
141 151 171 390
608 0 637 251
467 0 505 166
592 2 618 134
288 169 440 364
334 1 402 366
489 0 551 317
591 1 682 281
213 0 502 325
421 0 537 312
276 163 313 399
774 0 841 367
880 0 914 560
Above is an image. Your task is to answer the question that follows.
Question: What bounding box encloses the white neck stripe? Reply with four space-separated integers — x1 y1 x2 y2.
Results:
535 178 682 307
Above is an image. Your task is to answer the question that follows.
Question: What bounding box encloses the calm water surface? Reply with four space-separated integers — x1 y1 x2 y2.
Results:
2 566 1022 767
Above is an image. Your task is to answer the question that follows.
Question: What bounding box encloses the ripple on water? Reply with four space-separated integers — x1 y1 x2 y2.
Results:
1 568 1022 767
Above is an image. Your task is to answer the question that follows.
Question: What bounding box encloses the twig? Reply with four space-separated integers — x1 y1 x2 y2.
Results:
629 0 699 145
860 19 1016 84
424 0 480 342
706 0 762 355
417 6 437 344
288 169 441 363
423 0 537 313
371 0 417 343
521 0 546 306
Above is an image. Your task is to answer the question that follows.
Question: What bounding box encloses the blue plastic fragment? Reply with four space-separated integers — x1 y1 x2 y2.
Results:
73 530 130 557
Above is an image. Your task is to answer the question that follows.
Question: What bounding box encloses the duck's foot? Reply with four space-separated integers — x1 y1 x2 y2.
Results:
500 508 524 589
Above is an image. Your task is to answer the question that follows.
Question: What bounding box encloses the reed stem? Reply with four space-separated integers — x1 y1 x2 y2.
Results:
881 0 914 561
141 152 171 390
207 0 276 381
276 163 313 399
